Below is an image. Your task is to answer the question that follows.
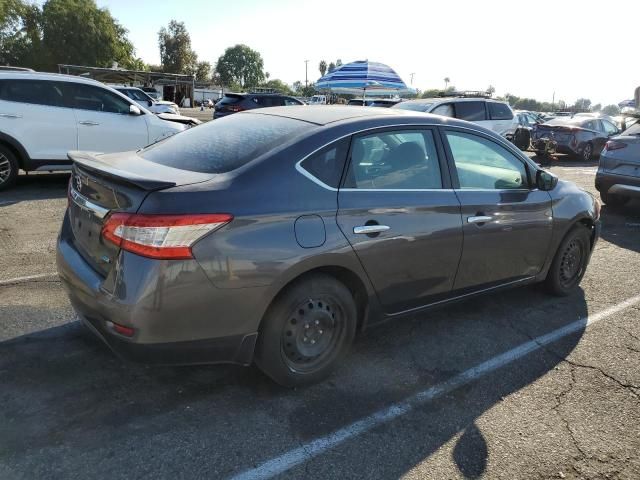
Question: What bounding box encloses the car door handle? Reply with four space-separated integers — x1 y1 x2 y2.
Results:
0 113 22 118
78 121 100 126
467 215 492 224
353 225 390 234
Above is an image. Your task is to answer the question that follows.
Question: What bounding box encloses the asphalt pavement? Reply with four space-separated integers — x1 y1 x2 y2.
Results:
1 156 639 480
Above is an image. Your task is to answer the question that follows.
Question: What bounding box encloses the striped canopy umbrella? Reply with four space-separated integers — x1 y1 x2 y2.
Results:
315 60 414 98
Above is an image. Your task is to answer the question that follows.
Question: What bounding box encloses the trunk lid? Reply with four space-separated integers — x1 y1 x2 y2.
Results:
67 150 213 276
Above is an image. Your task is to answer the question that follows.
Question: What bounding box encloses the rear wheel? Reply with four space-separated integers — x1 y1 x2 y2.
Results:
254 274 357 387
0 146 19 191
600 192 629 208
580 142 593 161
545 226 591 296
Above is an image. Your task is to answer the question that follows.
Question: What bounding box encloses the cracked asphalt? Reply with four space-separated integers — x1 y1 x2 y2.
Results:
1 157 639 480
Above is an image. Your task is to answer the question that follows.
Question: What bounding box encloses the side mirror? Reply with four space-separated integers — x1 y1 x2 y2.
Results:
129 105 142 115
536 169 558 191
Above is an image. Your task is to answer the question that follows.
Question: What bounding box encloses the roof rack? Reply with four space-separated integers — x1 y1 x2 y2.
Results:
249 87 283 94
437 90 492 99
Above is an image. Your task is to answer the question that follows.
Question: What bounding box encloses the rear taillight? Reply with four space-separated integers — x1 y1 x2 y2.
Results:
604 140 627 151
226 105 245 112
101 213 233 260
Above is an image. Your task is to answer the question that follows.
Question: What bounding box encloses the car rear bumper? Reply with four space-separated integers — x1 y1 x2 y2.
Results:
56 211 263 366
595 170 640 197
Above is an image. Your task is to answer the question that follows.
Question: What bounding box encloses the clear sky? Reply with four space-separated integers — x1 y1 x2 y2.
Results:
96 0 640 106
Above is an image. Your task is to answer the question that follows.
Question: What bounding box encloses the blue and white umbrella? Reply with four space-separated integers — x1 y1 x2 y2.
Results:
315 60 414 98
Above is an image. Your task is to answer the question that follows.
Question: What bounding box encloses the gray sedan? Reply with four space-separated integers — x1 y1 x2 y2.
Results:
57 106 601 387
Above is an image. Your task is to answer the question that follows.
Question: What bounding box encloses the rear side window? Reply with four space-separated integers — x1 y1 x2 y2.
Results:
218 95 243 105
454 101 486 121
300 138 350 188
141 113 313 173
0 79 65 107
488 102 513 120
254 96 284 107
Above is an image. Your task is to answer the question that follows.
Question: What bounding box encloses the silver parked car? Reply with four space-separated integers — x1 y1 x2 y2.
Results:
595 118 640 206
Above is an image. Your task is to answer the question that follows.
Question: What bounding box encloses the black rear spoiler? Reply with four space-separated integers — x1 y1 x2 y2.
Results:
68 151 177 191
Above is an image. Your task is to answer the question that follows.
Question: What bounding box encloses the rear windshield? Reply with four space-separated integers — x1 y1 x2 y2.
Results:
623 121 640 135
217 95 243 105
393 102 433 112
140 113 312 173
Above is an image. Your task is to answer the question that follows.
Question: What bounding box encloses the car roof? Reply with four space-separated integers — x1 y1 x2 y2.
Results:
400 97 507 105
0 71 106 87
243 105 476 127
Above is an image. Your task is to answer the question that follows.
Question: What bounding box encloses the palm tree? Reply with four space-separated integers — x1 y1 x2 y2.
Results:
444 77 450 90
319 60 327 77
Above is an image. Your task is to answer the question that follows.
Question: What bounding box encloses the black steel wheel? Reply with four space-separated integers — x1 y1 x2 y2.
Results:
545 226 591 296
255 273 357 387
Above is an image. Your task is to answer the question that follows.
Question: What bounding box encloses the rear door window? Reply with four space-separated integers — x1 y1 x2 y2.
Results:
488 102 513 120
454 101 486 121
0 79 65 107
141 113 313 173
431 103 454 117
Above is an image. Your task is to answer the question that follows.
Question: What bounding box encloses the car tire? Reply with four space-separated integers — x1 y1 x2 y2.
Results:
254 273 357 387
544 225 591 296
580 142 593 162
600 192 629 208
0 145 19 192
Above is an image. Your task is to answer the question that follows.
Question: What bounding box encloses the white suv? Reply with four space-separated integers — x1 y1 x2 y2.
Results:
392 96 518 140
0 72 186 190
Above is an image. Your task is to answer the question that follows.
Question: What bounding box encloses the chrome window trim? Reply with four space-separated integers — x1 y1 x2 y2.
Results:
70 187 110 219
295 122 536 192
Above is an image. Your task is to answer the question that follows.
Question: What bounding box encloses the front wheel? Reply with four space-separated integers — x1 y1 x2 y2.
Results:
545 226 591 296
254 274 357 387
0 146 19 192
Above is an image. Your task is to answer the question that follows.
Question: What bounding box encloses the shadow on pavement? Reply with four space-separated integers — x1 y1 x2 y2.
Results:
599 201 640 254
0 286 588 479
0 172 69 205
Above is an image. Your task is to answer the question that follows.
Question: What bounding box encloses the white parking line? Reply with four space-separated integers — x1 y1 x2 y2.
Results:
230 293 640 480
0 273 58 286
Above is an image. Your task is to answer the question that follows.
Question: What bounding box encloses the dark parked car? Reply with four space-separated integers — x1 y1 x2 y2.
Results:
57 106 600 387
213 92 304 119
533 117 621 161
514 110 542 150
596 119 640 207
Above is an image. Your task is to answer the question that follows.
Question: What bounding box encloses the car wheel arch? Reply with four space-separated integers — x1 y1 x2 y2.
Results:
0 132 29 170
259 264 376 335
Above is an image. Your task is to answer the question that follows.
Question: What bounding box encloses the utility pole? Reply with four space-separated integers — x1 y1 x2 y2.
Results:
410 73 415 85
552 91 555 110
305 60 309 88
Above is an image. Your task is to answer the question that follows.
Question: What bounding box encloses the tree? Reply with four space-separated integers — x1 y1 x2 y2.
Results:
486 85 495 96
591 103 602 112
602 104 620 116
422 89 442 98
39 0 135 71
215 44 265 90
444 77 450 89
328 62 336 73
158 20 197 74
195 61 212 82
300 84 316 97
0 0 42 68
573 98 591 112
336 59 342 67
260 78 293 95
319 60 327 76
292 80 302 92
